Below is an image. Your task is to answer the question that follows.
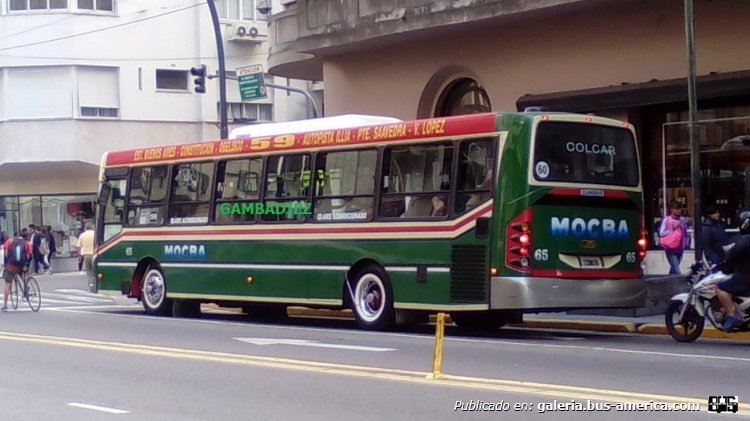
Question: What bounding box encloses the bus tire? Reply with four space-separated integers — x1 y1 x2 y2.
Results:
350 267 395 331
451 311 508 331
141 267 172 316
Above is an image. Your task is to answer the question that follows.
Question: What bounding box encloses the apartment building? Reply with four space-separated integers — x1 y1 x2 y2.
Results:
0 0 314 256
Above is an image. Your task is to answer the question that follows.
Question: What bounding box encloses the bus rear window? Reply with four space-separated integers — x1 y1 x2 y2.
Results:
533 121 639 187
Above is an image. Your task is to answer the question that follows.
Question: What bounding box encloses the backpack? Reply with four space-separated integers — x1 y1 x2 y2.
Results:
39 237 50 255
7 239 30 266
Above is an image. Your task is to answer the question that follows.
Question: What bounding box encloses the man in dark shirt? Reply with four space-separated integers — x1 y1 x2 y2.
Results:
717 221 750 329
701 206 729 266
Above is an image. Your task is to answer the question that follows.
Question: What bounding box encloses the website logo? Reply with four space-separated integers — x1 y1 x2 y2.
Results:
707 396 738 414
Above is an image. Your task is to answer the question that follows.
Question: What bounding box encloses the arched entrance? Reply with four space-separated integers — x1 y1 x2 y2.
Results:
435 78 491 117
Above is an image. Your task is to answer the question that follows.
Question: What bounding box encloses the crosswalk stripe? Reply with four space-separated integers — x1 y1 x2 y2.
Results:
46 293 112 304
54 289 110 297
42 298 91 304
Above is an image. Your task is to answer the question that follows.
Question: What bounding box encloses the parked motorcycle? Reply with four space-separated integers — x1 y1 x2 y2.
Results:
666 262 750 342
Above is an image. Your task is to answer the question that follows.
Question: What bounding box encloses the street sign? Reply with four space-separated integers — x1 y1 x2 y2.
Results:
236 64 266 101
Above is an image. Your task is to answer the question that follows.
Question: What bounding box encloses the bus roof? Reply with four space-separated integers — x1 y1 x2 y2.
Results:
229 114 403 139
104 113 499 167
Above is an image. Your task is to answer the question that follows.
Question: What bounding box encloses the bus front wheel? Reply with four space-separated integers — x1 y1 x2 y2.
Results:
350 268 395 331
141 267 172 316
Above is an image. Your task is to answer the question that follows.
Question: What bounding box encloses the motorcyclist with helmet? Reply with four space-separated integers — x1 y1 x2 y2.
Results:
715 210 750 330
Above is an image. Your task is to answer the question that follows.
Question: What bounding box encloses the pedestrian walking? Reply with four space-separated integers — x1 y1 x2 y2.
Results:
659 200 690 274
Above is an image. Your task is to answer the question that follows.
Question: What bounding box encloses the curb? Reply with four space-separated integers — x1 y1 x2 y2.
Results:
204 305 750 341
512 318 638 333
637 323 750 341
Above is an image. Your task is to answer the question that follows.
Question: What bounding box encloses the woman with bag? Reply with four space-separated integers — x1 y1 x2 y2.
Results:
659 200 690 274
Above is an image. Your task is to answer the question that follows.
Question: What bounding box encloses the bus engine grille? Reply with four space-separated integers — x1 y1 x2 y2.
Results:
449 245 488 303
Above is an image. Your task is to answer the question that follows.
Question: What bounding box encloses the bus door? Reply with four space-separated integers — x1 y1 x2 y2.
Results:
522 120 645 278
96 168 129 246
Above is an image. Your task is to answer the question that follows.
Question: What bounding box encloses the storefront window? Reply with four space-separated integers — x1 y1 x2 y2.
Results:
0 194 95 257
19 196 42 228
656 106 750 246
0 197 19 239
42 195 96 256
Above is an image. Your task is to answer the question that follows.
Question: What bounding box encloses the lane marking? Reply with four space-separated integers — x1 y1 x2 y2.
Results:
43 308 750 363
67 402 129 414
1 330 747 413
46 304 140 311
234 337 396 352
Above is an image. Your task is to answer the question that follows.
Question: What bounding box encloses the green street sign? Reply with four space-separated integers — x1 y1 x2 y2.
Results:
237 65 267 101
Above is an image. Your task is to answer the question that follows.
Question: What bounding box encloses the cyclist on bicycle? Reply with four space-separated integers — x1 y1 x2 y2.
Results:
2 229 32 312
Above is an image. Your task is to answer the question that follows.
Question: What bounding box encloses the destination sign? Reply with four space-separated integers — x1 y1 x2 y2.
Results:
106 113 497 166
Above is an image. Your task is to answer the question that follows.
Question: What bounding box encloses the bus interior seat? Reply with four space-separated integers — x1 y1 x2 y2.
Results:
401 196 433 217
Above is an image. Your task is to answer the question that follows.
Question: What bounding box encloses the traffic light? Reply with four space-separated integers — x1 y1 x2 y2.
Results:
190 64 207 94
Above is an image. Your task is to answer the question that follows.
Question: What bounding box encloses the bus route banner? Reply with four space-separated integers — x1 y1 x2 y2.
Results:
106 113 498 166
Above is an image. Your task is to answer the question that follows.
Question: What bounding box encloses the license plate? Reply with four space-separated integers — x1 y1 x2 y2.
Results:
579 256 603 268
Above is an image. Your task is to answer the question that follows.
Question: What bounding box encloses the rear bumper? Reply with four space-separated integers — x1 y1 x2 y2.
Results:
489 276 646 310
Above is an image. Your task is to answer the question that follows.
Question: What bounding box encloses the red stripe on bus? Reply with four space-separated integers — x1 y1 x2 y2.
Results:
549 188 629 199
105 113 498 166
531 269 640 279
95 203 493 252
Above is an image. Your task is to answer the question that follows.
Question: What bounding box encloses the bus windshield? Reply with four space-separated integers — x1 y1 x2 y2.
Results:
533 121 639 187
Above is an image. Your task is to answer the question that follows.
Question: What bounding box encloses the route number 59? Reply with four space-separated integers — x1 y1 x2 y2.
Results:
534 249 549 261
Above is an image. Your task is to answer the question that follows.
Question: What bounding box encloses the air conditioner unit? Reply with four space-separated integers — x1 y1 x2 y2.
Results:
226 23 268 43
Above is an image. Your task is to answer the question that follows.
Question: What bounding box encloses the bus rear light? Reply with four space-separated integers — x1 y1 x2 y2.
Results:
637 218 648 261
506 208 533 273
490 268 498 276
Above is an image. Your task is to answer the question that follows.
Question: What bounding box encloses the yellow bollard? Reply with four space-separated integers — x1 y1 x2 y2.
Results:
429 312 446 379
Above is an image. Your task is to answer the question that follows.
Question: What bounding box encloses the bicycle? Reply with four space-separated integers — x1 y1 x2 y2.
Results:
10 268 41 312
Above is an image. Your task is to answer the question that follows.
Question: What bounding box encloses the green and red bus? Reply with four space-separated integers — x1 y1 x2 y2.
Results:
94 111 647 330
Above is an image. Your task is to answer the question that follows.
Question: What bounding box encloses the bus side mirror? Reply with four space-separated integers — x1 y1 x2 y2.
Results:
97 183 111 206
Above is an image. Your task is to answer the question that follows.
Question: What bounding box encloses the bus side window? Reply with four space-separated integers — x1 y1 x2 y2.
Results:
312 149 376 222
126 165 169 226
167 162 214 225
260 154 311 223
455 138 496 215
214 158 263 224
379 143 453 219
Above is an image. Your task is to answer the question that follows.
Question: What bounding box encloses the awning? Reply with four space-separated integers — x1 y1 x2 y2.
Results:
516 70 750 112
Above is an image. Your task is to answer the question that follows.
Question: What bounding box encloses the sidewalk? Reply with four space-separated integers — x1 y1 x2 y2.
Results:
519 312 750 341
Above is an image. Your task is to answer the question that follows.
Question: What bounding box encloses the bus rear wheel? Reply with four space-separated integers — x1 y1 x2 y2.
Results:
350 267 395 331
141 267 172 316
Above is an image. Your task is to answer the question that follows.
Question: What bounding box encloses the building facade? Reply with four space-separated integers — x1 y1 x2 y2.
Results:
0 0 312 256
267 0 750 268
